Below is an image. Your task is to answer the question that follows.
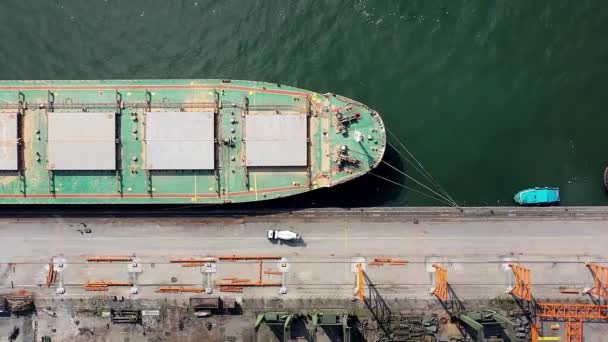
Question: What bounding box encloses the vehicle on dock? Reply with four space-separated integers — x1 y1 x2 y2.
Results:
266 230 300 241
0 79 386 205
513 187 560 206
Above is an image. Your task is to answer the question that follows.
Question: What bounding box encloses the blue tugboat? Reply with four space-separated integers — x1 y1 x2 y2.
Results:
513 187 560 206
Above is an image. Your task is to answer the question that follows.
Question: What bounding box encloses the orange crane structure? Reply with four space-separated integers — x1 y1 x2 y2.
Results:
431 264 448 302
584 263 608 301
354 259 409 301
355 263 364 301
507 263 608 342
508 263 532 302
429 262 608 342
354 260 395 338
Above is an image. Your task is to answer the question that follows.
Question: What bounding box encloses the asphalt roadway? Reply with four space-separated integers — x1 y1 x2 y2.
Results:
0 207 606 302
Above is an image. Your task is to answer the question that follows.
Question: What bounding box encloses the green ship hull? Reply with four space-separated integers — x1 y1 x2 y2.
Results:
0 80 386 204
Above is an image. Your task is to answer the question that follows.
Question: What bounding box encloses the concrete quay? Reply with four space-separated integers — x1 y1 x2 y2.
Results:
0 206 607 341
0 206 605 301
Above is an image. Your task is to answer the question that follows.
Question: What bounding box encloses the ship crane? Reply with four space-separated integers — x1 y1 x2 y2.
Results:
336 145 361 167
335 112 361 133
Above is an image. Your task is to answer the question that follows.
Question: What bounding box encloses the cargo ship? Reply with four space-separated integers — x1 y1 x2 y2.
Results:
0 80 386 204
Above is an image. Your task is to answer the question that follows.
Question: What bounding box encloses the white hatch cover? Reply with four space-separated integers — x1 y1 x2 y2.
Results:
145 111 214 170
0 113 18 171
47 112 116 170
245 114 307 167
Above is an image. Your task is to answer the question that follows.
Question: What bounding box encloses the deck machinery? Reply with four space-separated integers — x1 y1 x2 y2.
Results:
0 80 386 204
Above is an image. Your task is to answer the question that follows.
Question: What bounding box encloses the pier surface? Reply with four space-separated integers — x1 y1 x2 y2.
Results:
0 206 606 299
1 206 607 341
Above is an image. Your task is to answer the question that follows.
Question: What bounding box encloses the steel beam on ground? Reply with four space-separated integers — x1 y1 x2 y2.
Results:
45 259 56 288
170 258 216 263
86 281 133 287
156 287 205 293
87 256 133 263
217 255 282 261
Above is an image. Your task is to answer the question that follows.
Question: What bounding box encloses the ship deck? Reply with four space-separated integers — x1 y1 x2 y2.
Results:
0 80 385 204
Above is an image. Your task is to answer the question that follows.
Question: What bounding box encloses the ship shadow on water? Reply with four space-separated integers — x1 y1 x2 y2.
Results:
241 143 407 209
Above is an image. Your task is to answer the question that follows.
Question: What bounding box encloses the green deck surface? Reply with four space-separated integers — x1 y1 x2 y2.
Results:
0 79 385 204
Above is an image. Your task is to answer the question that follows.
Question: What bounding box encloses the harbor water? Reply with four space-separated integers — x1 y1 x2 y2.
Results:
1 0 607 206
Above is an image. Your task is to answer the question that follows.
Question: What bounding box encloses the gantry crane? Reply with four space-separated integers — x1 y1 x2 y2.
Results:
355 261 399 338
428 262 608 341
507 263 608 342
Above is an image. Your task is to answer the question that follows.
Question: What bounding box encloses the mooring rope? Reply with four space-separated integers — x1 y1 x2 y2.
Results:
347 146 457 207
380 160 457 207
369 172 455 206
386 140 443 193
386 129 459 206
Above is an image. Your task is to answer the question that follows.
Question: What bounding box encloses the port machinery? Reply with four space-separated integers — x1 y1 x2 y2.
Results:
0 79 386 204
426 262 608 342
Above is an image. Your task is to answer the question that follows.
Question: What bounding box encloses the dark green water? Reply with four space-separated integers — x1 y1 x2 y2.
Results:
1 0 608 207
